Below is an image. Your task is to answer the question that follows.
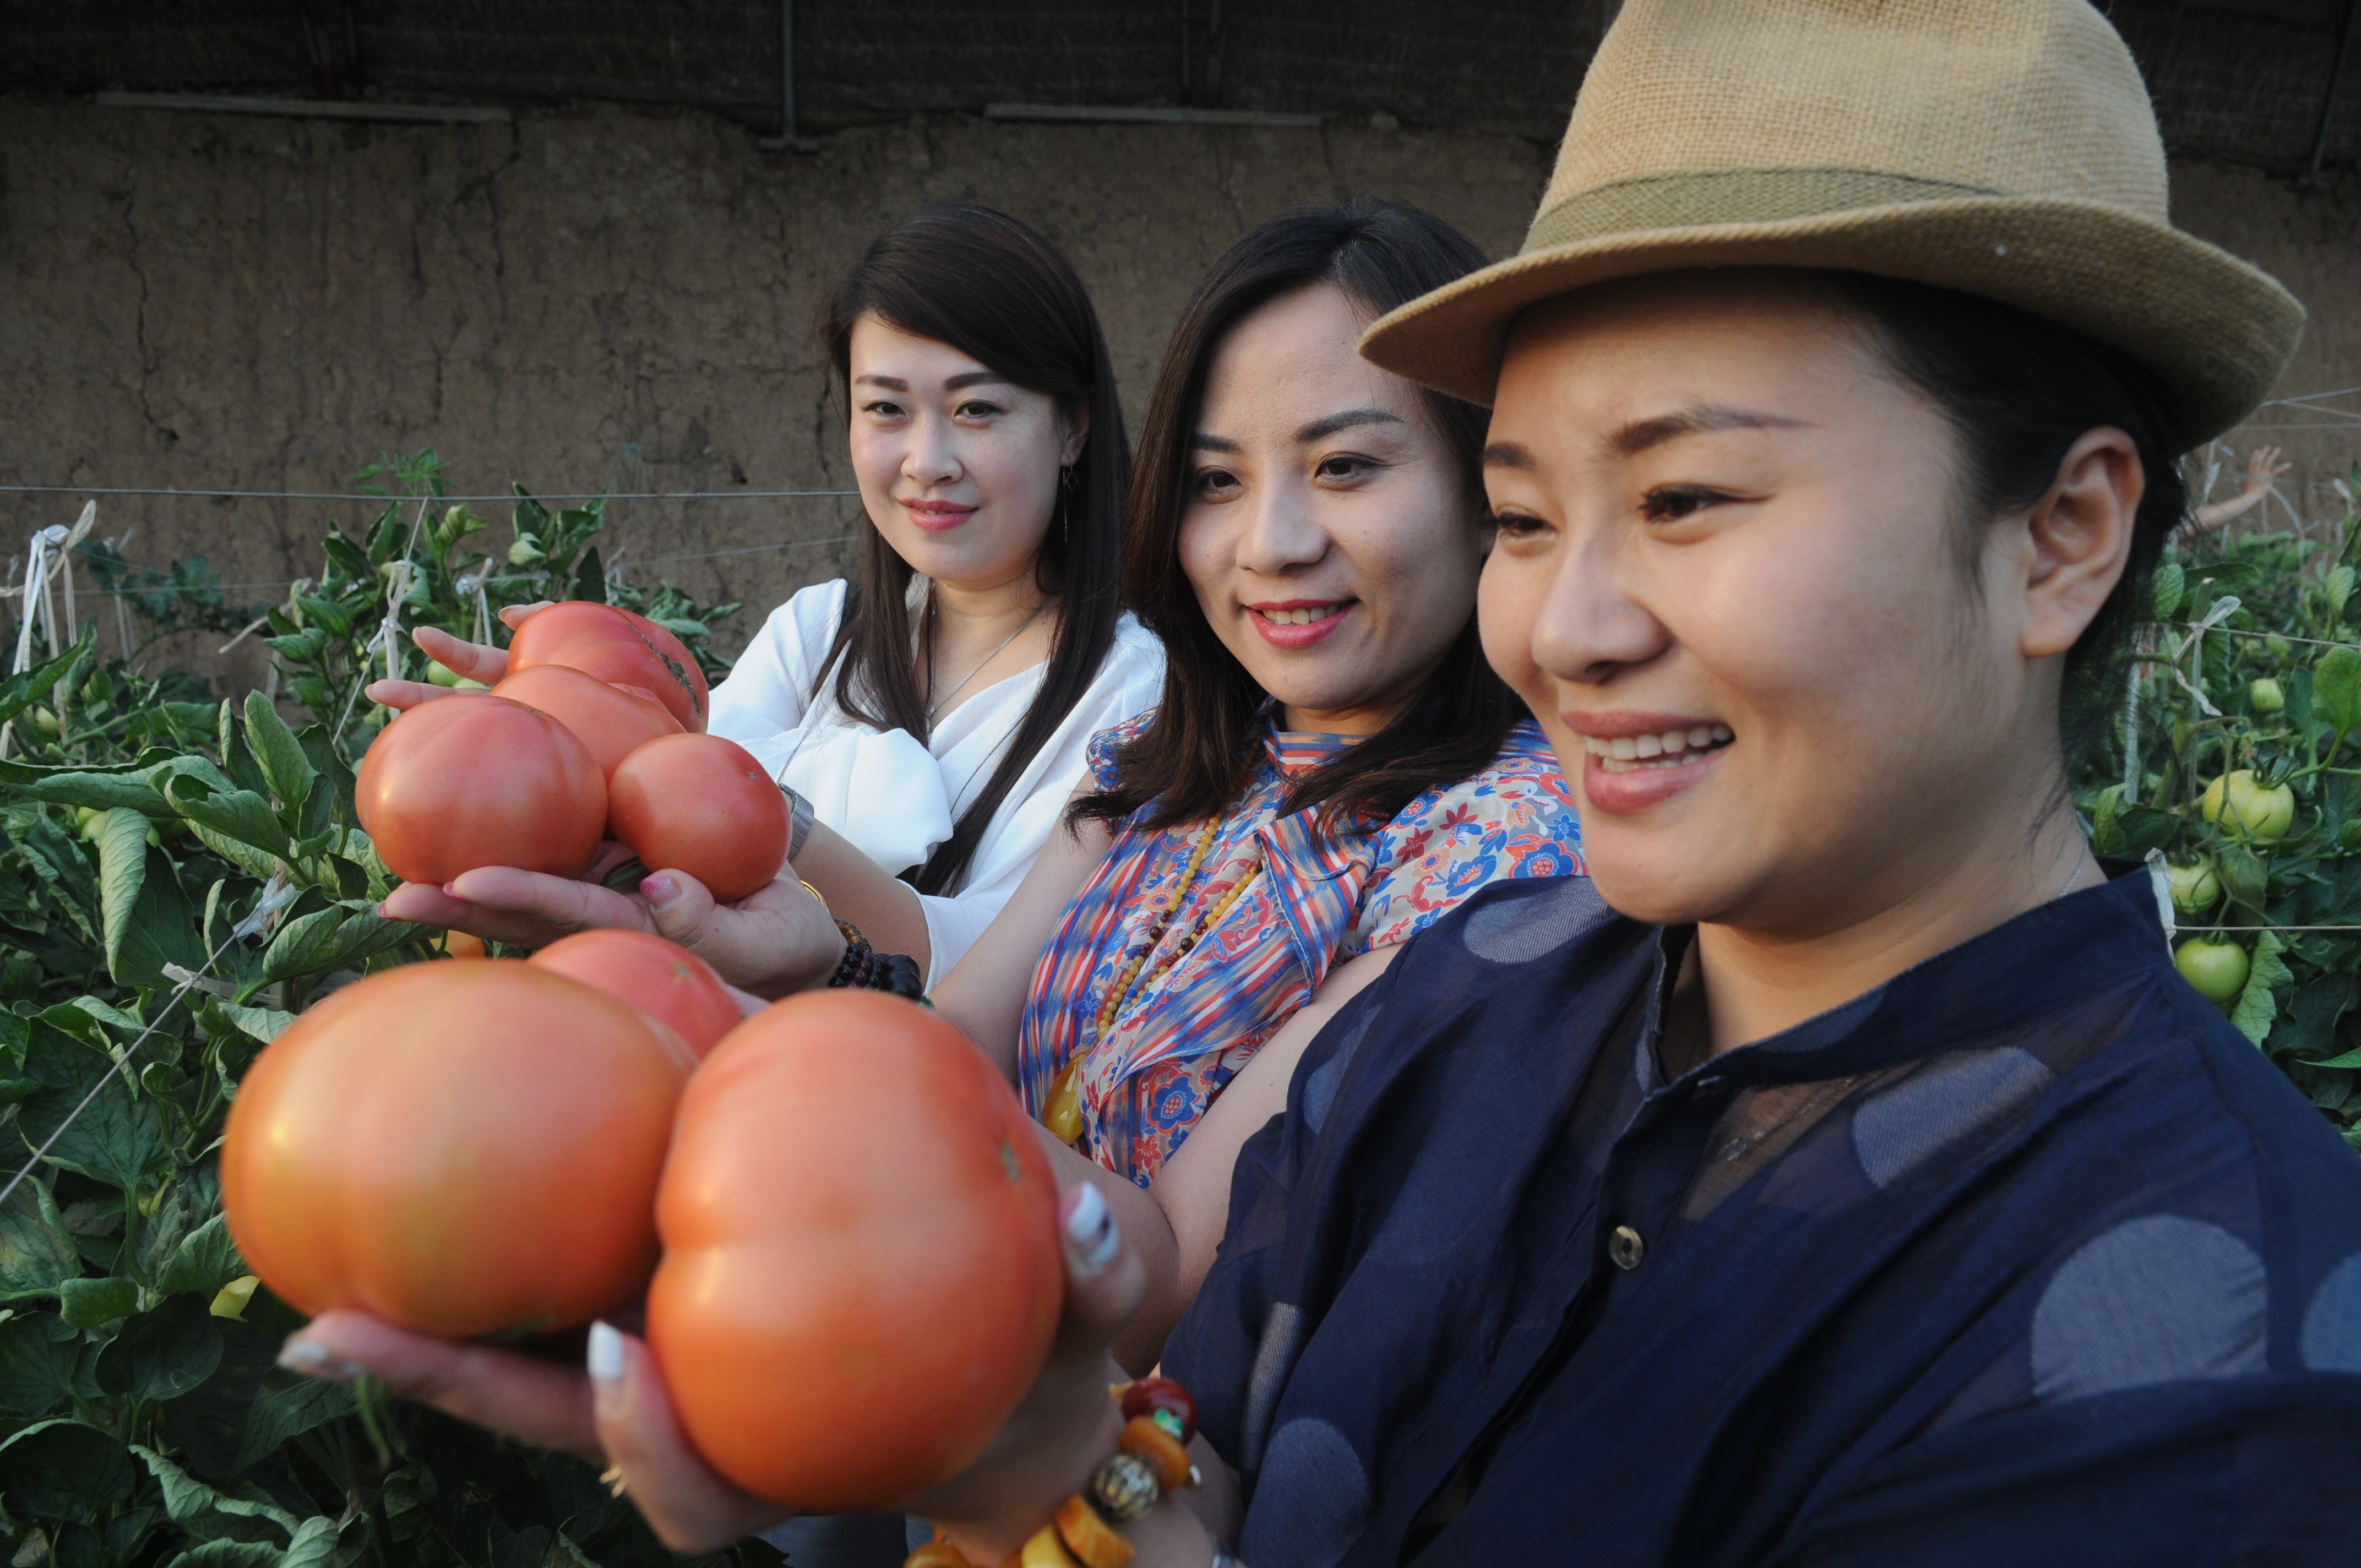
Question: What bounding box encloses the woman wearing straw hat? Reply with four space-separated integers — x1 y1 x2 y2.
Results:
276 1 2361 1561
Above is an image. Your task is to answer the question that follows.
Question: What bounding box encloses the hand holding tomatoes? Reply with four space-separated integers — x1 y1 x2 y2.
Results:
279 1173 1176 1558
383 862 845 997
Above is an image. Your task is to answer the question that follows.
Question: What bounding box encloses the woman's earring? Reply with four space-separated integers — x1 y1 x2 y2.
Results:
1059 464 1076 545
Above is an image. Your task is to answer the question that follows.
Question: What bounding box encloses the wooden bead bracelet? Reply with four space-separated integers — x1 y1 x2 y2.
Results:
905 1378 1235 1568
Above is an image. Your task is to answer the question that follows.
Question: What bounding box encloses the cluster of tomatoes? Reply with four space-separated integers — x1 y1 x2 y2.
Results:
219 937 1065 1511
355 601 786 902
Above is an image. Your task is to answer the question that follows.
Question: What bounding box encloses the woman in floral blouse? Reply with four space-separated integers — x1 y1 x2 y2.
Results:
931 197 1581 1212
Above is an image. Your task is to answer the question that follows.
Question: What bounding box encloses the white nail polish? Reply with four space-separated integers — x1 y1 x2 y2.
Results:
1065 1184 1120 1277
587 1320 625 1382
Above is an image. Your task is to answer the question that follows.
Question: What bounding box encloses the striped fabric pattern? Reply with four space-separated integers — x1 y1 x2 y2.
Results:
1017 712 1584 1185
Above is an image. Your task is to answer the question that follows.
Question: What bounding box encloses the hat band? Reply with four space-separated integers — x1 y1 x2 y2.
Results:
1521 167 2000 255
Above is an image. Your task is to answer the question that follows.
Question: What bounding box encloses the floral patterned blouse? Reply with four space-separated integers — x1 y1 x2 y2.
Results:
1015 713 1583 1185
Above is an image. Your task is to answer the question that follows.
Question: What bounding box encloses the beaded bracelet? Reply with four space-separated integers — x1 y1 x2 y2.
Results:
826 920 926 1000
904 1379 1238 1568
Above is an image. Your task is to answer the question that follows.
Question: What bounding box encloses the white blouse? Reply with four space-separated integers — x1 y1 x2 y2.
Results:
706 579 1165 987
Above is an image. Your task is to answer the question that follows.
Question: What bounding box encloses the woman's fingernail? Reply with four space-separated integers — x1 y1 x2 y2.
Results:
640 874 678 905
1063 1184 1120 1278
587 1320 625 1382
276 1338 365 1382
442 883 463 897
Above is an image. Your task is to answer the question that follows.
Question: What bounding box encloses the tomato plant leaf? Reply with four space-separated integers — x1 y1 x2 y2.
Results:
255 905 425 988
2314 646 2361 745
2232 930 2293 1047
0 638 94 733
0 1314 78 1420
0 1419 136 1520
57 1276 138 1327
231 1366 356 1475
160 777 290 861
131 1445 302 1542
96 1296 224 1404
102 832 205 990
0 1178 83 1302
19 1018 168 1196
156 1215 245 1301
8 772 175 816
242 694 315 825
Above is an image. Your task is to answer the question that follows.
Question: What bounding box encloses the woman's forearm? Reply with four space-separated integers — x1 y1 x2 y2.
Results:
791 820 934 968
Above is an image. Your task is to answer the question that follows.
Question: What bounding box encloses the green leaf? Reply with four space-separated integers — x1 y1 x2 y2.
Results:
18 1017 166 1194
0 637 94 733
571 546 606 604
0 1419 135 1520
4 772 175 816
2315 645 2361 744
2231 930 2292 1047
2114 805 2179 858
217 701 270 801
156 1215 245 1300
164 1542 284 1568
96 1297 223 1403
0 1315 78 1420
160 776 290 859
256 905 425 986
242 694 315 823
57 1276 138 1327
0 1179 82 1302
231 1365 354 1474
2151 560 2184 622
101 827 204 989
130 1444 300 1539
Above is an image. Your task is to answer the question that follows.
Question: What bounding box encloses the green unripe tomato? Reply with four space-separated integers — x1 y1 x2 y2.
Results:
30 707 58 737
75 807 102 841
2167 859 2221 915
2250 677 2285 714
2201 769 2295 841
427 661 465 688
2175 939 2250 1005
2266 634 2294 665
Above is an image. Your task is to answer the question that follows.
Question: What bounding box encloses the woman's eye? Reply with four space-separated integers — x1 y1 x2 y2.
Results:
862 400 904 420
956 400 1004 420
1192 468 1240 499
1315 455 1375 482
1489 510 1551 540
1639 485 1729 522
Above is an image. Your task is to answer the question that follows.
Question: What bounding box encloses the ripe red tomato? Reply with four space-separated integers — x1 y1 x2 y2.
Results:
529 928 740 1058
356 695 606 886
490 663 683 780
607 733 787 903
507 601 709 733
221 960 693 1338
648 992 1063 1509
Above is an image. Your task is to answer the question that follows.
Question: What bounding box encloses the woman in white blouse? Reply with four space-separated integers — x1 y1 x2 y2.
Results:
376 203 1162 986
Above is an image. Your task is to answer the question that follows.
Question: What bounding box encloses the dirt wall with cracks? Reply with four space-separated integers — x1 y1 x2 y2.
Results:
0 99 2353 688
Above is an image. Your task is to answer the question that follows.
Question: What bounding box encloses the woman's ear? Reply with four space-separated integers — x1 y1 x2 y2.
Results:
2018 427 2144 661
1060 401 1092 469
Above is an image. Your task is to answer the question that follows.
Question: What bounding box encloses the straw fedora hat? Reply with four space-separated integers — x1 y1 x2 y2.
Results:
1359 0 2302 443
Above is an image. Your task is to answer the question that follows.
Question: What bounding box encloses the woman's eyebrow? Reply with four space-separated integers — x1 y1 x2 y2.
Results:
850 371 1009 391
1190 433 1243 454
1609 405 1808 456
1297 408 1406 443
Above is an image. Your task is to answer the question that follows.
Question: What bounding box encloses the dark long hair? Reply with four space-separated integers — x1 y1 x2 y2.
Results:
818 203 1129 894
1075 198 1521 834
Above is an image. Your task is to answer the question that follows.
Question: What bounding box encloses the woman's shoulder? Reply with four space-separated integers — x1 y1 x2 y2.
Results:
1098 612 1167 687
1388 719 1578 834
1084 706 1161 790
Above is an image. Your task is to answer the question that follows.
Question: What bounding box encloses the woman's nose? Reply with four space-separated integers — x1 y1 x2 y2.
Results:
1233 483 1329 577
902 413 962 486
1531 531 1672 686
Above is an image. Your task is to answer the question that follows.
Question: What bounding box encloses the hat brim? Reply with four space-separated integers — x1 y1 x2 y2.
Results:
1358 195 2303 445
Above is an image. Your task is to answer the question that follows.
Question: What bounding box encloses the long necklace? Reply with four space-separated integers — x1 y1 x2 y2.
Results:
927 592 1049 720
1091 812 1263 1038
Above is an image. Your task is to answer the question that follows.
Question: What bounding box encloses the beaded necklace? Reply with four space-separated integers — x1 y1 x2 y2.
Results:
1089 809 1263 1039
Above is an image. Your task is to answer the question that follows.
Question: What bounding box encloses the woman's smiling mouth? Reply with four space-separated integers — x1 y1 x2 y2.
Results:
1249 600 1352 648
1566 712 1735 813
1583 722 1734 772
